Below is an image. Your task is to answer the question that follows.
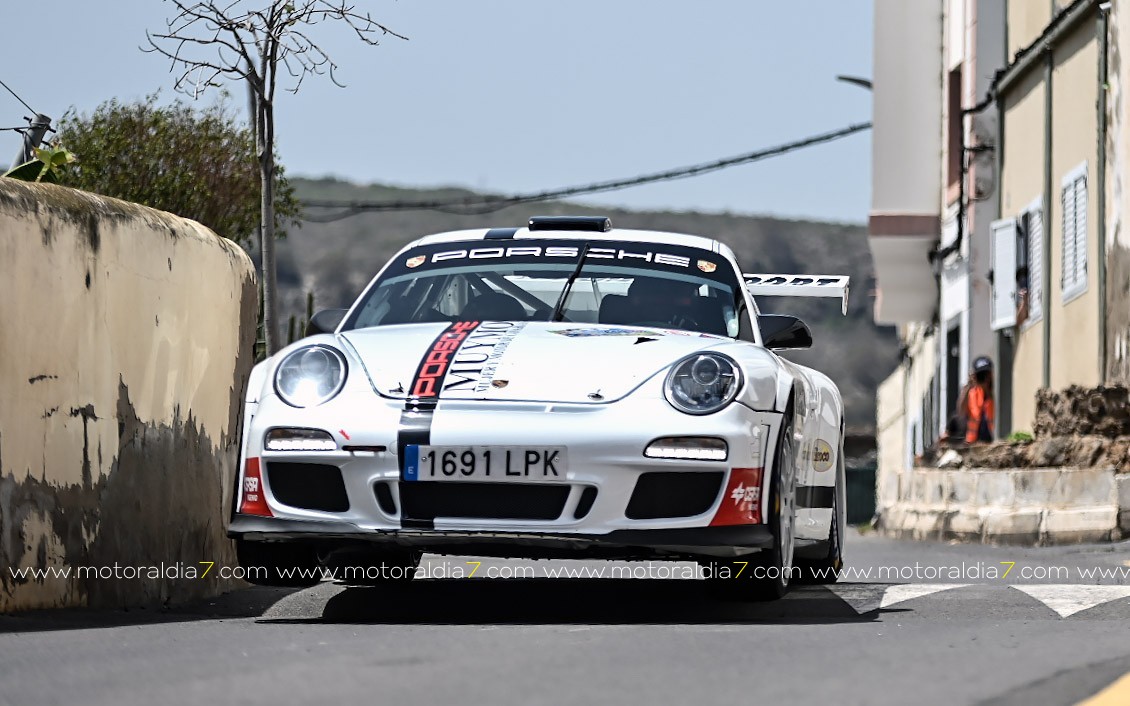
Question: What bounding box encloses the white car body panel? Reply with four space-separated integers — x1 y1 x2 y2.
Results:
338 321 751 405
230 224 847 563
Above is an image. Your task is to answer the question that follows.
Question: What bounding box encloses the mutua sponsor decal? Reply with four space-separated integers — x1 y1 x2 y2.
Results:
443 321 527 395
408 320 527 399
410 321 481 398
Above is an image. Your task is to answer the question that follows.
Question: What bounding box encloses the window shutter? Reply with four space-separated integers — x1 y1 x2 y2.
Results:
1074 174 1087 288
1061 165 1088 300
1028 207 1043 321
1061 182 1077 292
990 218 1017 330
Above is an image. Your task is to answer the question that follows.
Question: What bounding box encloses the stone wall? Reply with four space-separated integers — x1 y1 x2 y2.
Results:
875 384 1130 545
1034 386 1130 438
0 179 258 611
877 466 1127 545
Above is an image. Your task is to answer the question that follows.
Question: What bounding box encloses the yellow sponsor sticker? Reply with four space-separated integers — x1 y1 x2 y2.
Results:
812 439 834 472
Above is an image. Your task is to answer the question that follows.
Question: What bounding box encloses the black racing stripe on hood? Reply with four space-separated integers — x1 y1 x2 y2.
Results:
407 320 482 400
397 321 481 529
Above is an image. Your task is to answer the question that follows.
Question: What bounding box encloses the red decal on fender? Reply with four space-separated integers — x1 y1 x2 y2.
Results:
238 458 273 517
710 467 763 526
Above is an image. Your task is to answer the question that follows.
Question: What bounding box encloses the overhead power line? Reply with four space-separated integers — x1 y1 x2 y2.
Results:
0 77 36 114
300 121 872 222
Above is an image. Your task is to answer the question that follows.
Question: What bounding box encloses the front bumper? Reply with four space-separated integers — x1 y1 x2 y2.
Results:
228 516 773 559
233 382 783 557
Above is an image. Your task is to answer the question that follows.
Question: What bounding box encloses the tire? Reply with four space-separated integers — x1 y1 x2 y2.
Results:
794 444 846 584
701 408 798 601
236 539 323 587
321 547 422 586
748 410 798 600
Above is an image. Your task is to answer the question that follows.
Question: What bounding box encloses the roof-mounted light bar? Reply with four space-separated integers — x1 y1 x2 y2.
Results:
528 216 612 232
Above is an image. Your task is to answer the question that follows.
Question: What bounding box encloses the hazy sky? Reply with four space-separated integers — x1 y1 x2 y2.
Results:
1 1 873 222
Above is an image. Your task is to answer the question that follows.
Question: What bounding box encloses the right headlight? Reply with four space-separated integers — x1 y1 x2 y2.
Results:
274 345 347 408
664 352 743 415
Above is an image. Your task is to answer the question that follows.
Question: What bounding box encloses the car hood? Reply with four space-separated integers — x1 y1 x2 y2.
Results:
339 321 734 404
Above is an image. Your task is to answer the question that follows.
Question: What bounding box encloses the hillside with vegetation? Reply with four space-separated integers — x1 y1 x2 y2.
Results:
275 177 898 432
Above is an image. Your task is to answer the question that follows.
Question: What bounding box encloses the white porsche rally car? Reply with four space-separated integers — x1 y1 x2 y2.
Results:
230 216 848 599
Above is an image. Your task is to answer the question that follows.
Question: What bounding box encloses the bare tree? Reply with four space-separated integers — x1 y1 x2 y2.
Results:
146 1 405 355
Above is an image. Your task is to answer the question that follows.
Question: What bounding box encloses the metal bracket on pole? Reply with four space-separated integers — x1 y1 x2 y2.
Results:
11 113 52 167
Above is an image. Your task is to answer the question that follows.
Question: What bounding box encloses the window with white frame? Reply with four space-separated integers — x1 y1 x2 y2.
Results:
1061 163 1088 301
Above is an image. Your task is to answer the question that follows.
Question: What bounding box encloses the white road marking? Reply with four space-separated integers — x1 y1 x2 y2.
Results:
1011 584 1130 618
825 583 970 613
825 584 891 614
879 583 969 609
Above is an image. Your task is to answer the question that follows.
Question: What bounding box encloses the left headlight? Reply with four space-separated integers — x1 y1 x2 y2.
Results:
664 352 742 415
274 345 347 408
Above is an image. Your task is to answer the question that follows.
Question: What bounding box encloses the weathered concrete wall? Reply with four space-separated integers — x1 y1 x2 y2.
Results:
876 466 1127 545
876 381 1130 545
0 179 257 611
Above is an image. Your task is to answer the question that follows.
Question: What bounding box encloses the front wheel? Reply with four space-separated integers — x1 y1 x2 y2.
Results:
748 415 798 600
700 412 798 601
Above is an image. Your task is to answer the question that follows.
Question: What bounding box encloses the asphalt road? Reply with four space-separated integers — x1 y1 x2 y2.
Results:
5 530 1130 706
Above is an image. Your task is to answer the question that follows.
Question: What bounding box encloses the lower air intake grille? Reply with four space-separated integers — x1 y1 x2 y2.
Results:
573 486 598 520
266 462 349 512
399 482 569 521
625 471 724 520
374 482 398 515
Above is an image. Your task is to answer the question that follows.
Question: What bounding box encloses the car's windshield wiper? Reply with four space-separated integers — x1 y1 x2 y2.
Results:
550 242 592 322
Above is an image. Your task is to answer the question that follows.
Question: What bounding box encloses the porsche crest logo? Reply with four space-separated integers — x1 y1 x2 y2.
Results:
406 255 426 269
697 260 717 273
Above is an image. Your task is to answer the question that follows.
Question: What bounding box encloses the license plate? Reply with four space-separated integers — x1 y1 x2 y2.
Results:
403 445 567 482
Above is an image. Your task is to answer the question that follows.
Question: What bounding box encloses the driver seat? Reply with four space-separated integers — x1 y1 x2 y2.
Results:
461 291 527 321
684 297 729 336
598 294 633 325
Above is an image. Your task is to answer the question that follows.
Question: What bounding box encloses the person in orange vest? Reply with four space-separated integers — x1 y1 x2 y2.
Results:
959 356 995 443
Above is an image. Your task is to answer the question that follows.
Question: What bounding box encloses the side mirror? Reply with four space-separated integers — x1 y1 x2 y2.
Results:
759 314 813 350
306 309 348 336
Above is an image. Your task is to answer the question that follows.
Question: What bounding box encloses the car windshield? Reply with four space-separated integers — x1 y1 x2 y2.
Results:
343 239 744 337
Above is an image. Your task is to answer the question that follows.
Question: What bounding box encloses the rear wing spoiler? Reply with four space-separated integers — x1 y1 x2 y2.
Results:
743 274 851 315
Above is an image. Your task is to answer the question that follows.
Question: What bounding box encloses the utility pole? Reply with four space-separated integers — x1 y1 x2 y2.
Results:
11 113 51 167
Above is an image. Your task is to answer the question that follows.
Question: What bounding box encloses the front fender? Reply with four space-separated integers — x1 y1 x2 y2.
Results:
715 343 795 413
